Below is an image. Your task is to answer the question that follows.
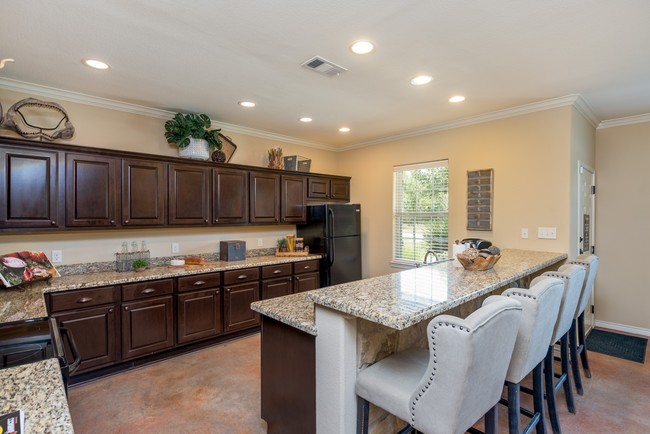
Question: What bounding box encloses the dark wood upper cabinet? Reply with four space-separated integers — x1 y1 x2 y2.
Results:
0 147 61 228
65 153 119 227
281 175 306 223
307 176 350 202
122 159 165 226
168 163 211 225
213 167 248 225
307 177 329 199
250 171 280 224
330 178 350 201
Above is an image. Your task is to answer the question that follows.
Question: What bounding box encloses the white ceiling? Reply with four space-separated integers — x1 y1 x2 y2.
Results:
1 1 650 150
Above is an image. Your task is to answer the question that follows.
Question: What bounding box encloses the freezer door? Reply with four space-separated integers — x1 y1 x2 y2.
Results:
326 235 362 286
325 204 360 238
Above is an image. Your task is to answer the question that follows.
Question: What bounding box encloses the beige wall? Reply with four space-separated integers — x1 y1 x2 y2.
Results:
339 107 575 278
595 121 650 331
0 88 339 264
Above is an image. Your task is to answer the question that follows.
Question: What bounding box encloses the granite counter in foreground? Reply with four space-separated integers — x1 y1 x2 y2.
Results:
251 291 317 336
0 358 74 433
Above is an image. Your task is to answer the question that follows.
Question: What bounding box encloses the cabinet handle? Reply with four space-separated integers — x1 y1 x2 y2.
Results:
303 265 311 270
214 219 218 223
204 219 209 223
193 280 206 286
237 274 248 280
110 220 116 225
76 297 93 303
142 288 156 294
296 276 301 281
273 270 282 274
109 308 114 313
124 306 129 311
226 288 231 293
51 220 56 225
124 220 129 224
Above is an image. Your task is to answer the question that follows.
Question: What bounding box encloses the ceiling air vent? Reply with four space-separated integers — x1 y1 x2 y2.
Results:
301 56 347 77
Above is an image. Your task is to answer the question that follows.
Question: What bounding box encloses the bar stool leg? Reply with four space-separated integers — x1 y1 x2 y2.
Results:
569 320 584 395
507 382 521 434
544 347 562 434
577 313 592 378
532 362 546 434
485 404 499 434
559 334 576 414
357 397 369 434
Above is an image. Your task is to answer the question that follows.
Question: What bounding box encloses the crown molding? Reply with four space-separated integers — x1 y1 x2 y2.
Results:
0 77 335 151
597 112 650 129
340 95 587 151
571 95 599 127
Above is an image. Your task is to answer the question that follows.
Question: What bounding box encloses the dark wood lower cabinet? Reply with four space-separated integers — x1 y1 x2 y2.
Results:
294 271 320 293
262 277 293 300
177 289 222 344
52 305 118 374
261 316 315 434
121 295 174 360
224 282 260 332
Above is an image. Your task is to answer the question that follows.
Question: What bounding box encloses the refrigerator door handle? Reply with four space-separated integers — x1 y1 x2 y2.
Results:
328 238 335 267
327 207 335 238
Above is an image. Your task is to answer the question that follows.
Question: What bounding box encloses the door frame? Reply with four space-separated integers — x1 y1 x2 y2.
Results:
578 160 596 329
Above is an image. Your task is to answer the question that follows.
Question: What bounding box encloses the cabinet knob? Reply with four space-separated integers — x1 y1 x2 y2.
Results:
226 288 231 293
214 219 218 223
204 219 209 223
124 306 129 311
109 308 114 313
296 276 301 281
51 220 57 225
124 220 129 224
110 220 116 225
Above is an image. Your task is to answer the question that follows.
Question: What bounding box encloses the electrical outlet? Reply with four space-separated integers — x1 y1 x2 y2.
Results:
171 242 180 254
257 238 263 247
521 228 528 239
51 250 63 263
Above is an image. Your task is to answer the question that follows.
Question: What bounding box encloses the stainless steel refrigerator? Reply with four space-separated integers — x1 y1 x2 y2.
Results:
297 204 362 287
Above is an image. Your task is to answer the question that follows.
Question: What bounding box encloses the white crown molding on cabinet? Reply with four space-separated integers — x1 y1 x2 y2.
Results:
0 77 336 151
597 112 650 129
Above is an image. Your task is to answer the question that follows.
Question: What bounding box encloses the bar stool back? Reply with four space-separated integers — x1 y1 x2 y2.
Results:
355 298 522 434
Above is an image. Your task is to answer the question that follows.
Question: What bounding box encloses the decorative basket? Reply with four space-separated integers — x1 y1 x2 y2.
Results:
456 253 501 271
179 138 210 160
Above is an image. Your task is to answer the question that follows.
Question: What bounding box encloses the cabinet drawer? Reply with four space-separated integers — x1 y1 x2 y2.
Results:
261 263 292 279
178 272 221 293
49 286 117 313
223 267 260 285
122 279 173 301
294 260 320 274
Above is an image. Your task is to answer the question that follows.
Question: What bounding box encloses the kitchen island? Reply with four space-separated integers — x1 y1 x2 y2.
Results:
252 249 567 434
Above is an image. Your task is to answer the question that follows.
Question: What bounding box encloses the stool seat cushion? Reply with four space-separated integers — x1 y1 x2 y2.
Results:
356 347 429 422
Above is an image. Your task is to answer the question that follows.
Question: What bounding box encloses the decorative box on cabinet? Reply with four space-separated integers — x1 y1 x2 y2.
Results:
48 286 119 374
177 272 223 345
121 279 174 360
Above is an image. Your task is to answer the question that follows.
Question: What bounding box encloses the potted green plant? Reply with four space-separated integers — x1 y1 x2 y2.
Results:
164 113 223 160
132 259 149 272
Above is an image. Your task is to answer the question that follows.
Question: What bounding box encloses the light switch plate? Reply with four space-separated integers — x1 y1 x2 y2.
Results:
171 242 180 254
537 227 557 239
521 228 528 239
51 250 63 263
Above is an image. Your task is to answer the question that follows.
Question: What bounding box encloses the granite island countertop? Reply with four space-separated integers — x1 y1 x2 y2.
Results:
0 358 74 433
0 254 321 323
252 249 567 334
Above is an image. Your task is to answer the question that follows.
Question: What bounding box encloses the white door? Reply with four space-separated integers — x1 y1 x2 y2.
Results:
578 161 595 330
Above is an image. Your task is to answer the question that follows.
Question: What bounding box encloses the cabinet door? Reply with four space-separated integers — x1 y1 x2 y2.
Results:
307 177 329 200
66 153 119 227
294 272 320 293
330 179 350 201
224 281 260 332
121 296 174 360
262 277 293 300
213 167 248 224
249 171 280 224
52 305 118 374
168 163 211 225
177 289 222 345
0 147 61 228
122 159 165 226
281 175 306 223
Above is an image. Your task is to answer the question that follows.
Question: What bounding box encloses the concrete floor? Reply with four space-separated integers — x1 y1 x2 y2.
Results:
68 332 649 434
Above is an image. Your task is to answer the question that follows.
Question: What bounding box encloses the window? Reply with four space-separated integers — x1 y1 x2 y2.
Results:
392 160 449 266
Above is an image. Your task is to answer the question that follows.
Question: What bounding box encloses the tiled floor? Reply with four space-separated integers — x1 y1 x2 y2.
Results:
68 332 649 433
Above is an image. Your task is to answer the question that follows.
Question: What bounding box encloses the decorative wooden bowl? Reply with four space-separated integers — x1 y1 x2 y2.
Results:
456 253 501 271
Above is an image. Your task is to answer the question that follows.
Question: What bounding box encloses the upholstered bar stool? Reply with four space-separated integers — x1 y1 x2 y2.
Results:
530 264 586 434
484 276 564 434
355 298 522 434
558 255 599 395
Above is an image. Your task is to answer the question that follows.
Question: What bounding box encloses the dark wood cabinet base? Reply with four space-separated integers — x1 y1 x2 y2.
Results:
261 316 315 434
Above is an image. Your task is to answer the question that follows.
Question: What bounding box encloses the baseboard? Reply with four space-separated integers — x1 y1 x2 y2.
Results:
594 320 650 338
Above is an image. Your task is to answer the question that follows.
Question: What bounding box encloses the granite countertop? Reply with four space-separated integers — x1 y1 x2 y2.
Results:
0 358 74 433
250 249 566 335
307 249 566 330
0 254 321 323
251 291 317 336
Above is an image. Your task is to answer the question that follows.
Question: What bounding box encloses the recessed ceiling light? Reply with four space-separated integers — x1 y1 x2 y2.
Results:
239 101 256 108
449 96 466 103
351 41 374 54
339 127 351 133
82 58 110 70
410 75 433 86
299 117 313 123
